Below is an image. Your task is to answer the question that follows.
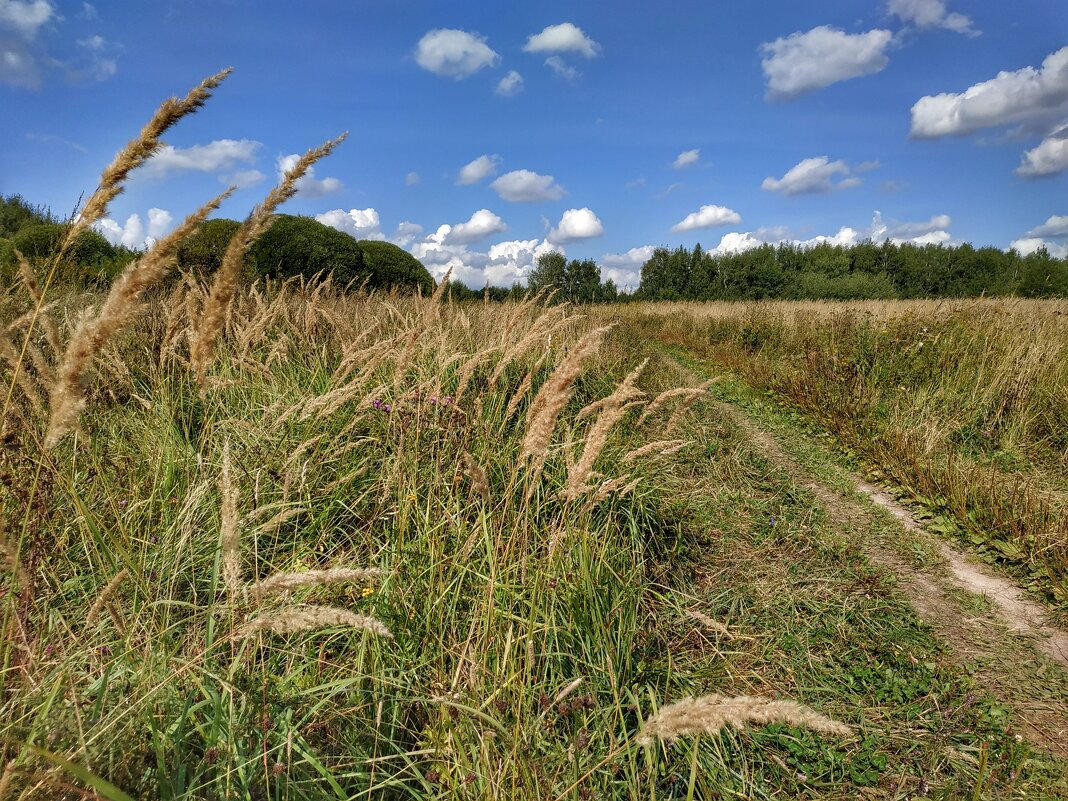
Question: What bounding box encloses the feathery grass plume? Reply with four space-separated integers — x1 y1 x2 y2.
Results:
561 359 647 500
219 441 241 601
520 325 612 483
454 346 499 403
638 379 717 426
665 379 716 433
252 567 384 598
15 250 61 357
462 451 490 502
44 190 232 447
622 439 690 463
241 605 392 638
69 68 232 246
686 610 732 639
637 694 852 746
553 677 584 705
191 133 347 389
0 334 46 417
586 475 640 506
85 568 129 629
503 351 549 420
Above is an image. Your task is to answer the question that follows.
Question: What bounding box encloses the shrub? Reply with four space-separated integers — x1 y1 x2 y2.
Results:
249 215 369 285
356 239 434 294
2 223 129 286
176 218 243 278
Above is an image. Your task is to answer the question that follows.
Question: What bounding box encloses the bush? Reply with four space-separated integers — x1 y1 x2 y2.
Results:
2 223 129 286
356 240 434 294
249 215 368 285
177 218 242 278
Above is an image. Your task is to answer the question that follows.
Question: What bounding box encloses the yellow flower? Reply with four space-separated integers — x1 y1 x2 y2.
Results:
362 587 374 598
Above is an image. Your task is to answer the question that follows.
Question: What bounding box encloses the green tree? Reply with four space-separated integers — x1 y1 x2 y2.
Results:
527 251 567 300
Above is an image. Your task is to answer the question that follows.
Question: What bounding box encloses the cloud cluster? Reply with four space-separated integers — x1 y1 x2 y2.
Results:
315 208 383 240
456 154 501 185
0 0 54 88
277 153 342 198
1016 123 1068 178
887 0 979 36
495 69 523 96
146 139 261 177
672 149 700 170
599 245 655 290
490 169 566 202
524 22 599 80
95 207 174 249
671 204 741 232
415 28 499 79
760 26 893 99
548 207 603 244
761 156 867 195
1013 213 1068 258
910 46 1068 139
443 209 508 245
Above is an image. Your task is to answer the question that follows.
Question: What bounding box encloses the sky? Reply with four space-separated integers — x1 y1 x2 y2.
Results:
1 0 1067 290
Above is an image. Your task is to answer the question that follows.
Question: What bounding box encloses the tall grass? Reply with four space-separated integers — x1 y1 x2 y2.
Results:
623 299 1068 604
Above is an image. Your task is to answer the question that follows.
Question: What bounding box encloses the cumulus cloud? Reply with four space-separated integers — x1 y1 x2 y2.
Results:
390 221 423 247
910 47 1068 138
315 208 383 240
415 28 498 79
869 211 953 244
443 209 508 245
405 171 421 186
278 153 342 198
1015 123 1068 178
1027 214 1068 238
761 156 867 195
548 207 604 245
410 230 557 288
672 148 700 169
95 207 173 249
671 204 741 232
145 139 260 177
544 55 577 80
600 245 655 289
495 69 523 96
887 0 979 36
760 26 893 99
456 154 501 185
0 0 53 39
523 22 600 58
490 169 566 202
223 169 265 188
1010 237 1068 258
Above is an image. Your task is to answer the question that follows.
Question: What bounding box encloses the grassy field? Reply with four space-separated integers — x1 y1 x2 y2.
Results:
621 299 1068 608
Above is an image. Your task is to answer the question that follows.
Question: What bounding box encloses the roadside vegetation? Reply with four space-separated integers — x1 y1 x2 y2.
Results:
2 70 1067 799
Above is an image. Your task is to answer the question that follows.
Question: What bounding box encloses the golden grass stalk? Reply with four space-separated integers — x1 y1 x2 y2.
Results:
252 567 384 598
520 325 611 482
462 451 490 502
15 251 61 357
665 379 716 433
219 441 241 600
638 694 851 746
561 359 647 500
44 190 232 447
622 439 690 463
190 133 347 389
70 68 232 245
241 605 392 638
0 334 46 417
503 351 549 420
638 379 717 426
686 610 732 639
85 568 129 629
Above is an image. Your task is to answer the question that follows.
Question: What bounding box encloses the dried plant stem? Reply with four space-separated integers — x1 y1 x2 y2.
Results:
191 133 347 388
241 605 392 638
252 567 384 598
622 439 690 463
85 568 130 629
219 441 241 601
638 694 852 746
44 190 231 447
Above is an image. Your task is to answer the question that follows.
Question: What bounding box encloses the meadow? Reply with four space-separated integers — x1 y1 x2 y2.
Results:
2 71 1068 800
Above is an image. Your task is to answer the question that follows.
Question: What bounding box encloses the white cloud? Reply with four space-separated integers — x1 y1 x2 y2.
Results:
0 0 53 39
761 156 866 195
145 139 260 177
79 2 96 19
405 171 421 186
1027 214 1068 238
315 208 383 240
1015 123 1068 178
443 209 508 245
97 209 174 250
223 169 265 188
600 245 654 289
882 212 951 239
277 153 342 198
887 0 979 36
910 47 1068 138
456 154 501 185
710 231 768 255
390 221 423 247
548 207 604 244
146 207 173 240
760 26 893 99
671 204 741 232
415 28 498 79
522 22 600 58
1011 237 1068 258
490 169 566 202
672 148 700 169
0 39 38 87
410 229 557 288
544 55 577 80
496 69 523 96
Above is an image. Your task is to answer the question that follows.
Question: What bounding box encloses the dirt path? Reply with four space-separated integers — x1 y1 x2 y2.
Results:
706 394 1068 758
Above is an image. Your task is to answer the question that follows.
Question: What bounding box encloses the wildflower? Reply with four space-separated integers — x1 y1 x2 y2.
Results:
442 396 453 405
430 396 438 404
361 586 374 598
372 399 383 410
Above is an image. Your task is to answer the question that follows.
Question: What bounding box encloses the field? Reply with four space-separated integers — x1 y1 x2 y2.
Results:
3 75 1068 801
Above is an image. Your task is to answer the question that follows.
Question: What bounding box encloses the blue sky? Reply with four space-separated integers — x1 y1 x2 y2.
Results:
2 0 1066 289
